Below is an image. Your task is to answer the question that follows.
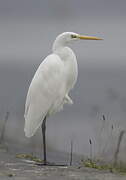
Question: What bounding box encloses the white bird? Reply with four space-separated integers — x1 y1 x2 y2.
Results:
24 32 102 165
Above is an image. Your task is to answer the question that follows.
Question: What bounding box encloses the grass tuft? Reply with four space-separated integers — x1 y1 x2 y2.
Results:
81 159 126 174
16 153 43 163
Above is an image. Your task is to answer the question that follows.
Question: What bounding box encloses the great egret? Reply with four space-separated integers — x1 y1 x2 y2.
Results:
24 32 102 165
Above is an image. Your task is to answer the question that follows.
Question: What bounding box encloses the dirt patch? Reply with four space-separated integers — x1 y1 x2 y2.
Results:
0 151 126 180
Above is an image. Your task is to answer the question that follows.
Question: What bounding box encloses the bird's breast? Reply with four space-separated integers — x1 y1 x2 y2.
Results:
61 47 78 91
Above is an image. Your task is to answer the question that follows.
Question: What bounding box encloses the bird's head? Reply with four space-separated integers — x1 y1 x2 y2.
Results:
53 32 103 51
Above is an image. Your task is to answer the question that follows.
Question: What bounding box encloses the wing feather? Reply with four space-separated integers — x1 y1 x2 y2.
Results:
24 54 66 137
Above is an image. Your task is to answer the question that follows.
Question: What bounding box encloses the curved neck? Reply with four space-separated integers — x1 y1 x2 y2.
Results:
52 37 67 53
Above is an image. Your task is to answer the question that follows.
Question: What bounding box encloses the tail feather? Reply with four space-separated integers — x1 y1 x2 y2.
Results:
24 115 46 137
24 104 47 137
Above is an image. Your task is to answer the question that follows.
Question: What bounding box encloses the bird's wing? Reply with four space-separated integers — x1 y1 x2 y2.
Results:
24 54 66 137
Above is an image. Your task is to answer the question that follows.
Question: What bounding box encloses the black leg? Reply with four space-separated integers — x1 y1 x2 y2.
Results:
41 117 47 165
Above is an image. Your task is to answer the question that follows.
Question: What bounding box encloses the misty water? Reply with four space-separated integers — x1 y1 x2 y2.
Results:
0 59 126 164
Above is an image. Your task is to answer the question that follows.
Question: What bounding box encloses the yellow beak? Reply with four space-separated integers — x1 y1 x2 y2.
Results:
78 35 103 40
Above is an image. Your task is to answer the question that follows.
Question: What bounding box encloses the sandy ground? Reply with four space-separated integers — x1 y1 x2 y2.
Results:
0 148 126 180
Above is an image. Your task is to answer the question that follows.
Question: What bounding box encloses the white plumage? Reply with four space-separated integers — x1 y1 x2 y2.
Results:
24 32 102 138
24 32 78 137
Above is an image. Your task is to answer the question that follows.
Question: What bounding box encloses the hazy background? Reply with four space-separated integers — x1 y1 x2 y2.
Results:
0 0 126 162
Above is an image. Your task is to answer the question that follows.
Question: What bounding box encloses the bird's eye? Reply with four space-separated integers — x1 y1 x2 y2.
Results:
71 34 77 39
